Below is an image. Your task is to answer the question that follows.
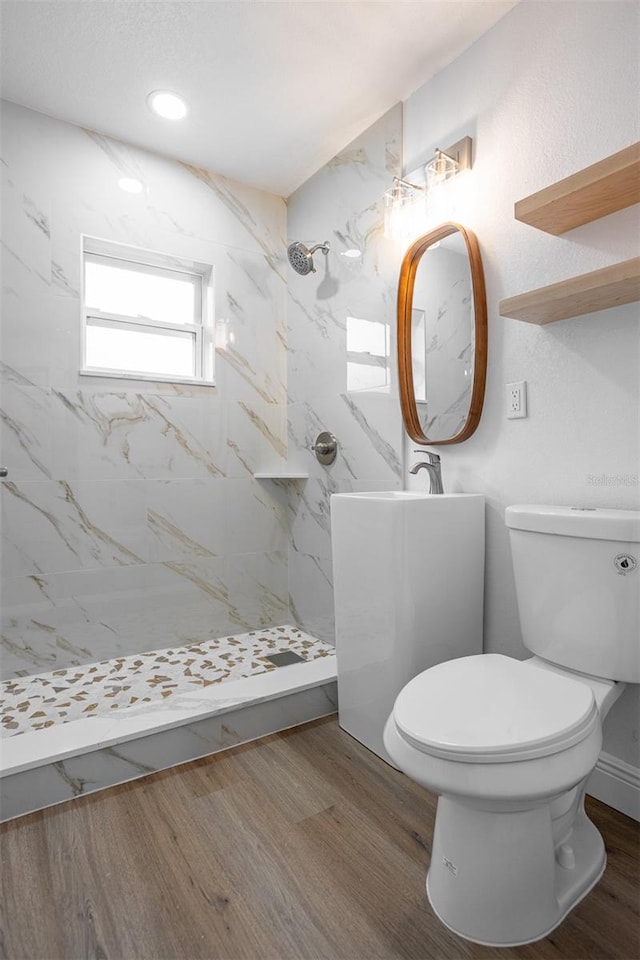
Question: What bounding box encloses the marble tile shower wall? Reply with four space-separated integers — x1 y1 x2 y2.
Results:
286 106 404 641
1 102 290 680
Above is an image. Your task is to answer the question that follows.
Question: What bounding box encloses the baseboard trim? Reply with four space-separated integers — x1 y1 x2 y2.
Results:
587 750 640 822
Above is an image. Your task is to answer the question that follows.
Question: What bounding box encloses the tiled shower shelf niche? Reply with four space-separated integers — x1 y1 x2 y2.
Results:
0 625 337 822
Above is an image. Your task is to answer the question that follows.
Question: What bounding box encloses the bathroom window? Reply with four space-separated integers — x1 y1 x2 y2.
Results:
81 238 214 385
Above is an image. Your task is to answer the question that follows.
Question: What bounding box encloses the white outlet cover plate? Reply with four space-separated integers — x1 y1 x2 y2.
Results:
506 380 527 419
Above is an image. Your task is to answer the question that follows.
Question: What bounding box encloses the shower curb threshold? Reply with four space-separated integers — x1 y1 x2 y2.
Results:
0 655 337 822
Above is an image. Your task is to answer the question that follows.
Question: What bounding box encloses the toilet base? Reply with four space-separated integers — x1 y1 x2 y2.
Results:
426 793 606 947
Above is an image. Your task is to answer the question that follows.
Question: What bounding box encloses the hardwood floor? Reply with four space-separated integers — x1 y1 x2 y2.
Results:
1 716 638 960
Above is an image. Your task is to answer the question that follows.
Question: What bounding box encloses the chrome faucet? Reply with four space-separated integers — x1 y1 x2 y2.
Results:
409 450 444 494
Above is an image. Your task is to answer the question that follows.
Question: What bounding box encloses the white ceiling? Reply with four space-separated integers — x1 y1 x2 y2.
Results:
0 0 518 196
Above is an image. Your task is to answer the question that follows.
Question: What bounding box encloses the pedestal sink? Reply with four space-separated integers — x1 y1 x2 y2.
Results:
330 491 484 765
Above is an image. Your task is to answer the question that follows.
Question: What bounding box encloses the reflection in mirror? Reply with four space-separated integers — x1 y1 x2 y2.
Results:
346 314 392 393
412 308 426 402
412 234 473 439
398 222 487 445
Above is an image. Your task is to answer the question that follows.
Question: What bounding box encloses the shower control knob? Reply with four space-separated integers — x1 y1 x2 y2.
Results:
0 467 7 478
311 431 337 465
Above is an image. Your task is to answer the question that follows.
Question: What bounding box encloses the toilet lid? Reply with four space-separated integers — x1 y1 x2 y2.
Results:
393 654 599 763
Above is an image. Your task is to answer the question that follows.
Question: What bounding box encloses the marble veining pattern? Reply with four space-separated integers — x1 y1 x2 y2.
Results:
1 100 290 684
285 105 404 643
0 680 338 822
1 625 333 736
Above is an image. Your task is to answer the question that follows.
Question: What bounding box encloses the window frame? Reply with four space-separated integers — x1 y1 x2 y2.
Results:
80 237 215 386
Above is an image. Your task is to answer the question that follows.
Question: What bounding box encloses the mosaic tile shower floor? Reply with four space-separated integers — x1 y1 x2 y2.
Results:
1 625 334 738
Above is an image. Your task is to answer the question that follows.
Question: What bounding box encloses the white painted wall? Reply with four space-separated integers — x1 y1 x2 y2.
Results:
403 0 639 768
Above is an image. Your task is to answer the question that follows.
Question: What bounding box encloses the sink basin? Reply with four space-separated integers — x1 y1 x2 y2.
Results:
330 491 484 764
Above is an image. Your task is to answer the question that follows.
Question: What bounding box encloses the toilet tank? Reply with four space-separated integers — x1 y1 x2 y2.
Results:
506 505 640 682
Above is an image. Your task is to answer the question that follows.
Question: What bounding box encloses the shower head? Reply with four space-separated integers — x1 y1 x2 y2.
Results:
287 241 330 275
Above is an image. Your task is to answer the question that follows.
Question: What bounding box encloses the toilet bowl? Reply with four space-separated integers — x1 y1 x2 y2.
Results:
385 654 613 803
383 654 622 946
384 504 639 947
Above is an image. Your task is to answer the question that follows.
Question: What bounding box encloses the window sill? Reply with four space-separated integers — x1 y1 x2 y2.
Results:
79 368 216 388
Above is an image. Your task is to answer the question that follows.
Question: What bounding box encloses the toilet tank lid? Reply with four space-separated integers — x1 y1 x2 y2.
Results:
506 504 640 542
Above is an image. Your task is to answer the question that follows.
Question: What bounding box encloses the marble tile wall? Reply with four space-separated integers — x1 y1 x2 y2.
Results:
285 106 404 641
1 101 290 680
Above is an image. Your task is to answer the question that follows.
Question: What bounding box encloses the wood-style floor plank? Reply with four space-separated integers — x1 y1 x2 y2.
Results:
1 716 638 960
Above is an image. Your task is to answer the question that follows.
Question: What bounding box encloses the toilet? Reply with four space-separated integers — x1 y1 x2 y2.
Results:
383 504 639 947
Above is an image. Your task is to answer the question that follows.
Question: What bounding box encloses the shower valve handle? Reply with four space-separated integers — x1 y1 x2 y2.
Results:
311 432 337 465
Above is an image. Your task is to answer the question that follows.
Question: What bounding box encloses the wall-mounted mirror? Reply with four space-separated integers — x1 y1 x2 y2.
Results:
398 222 487 445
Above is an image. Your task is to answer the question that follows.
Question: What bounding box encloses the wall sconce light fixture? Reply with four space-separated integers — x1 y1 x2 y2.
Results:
384 136 473 241
383 176 425 240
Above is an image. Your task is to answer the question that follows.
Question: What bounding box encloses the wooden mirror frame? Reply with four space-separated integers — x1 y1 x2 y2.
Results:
397 221 487 445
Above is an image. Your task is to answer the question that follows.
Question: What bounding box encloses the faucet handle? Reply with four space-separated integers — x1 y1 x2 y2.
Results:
413 449 440 465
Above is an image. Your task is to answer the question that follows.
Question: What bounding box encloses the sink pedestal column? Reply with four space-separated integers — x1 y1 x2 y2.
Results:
331 491 484 764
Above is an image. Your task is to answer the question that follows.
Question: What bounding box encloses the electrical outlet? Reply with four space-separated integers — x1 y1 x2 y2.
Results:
506 381 527 419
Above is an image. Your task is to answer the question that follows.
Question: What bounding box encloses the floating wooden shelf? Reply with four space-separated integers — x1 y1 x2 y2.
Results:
499 257 640 325
515 142 640 235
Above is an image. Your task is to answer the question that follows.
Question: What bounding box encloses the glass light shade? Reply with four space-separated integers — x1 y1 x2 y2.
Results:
383 181 426 242
425 151 458 190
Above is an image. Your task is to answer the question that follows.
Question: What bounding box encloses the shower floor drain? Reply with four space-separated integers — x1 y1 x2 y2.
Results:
265 651 307 667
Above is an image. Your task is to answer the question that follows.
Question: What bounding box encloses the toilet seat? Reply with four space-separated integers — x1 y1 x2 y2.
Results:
393 654 599 763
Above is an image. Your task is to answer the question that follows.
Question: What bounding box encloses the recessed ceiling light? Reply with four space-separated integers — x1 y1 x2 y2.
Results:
147 90 188 121
118 177 144 194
